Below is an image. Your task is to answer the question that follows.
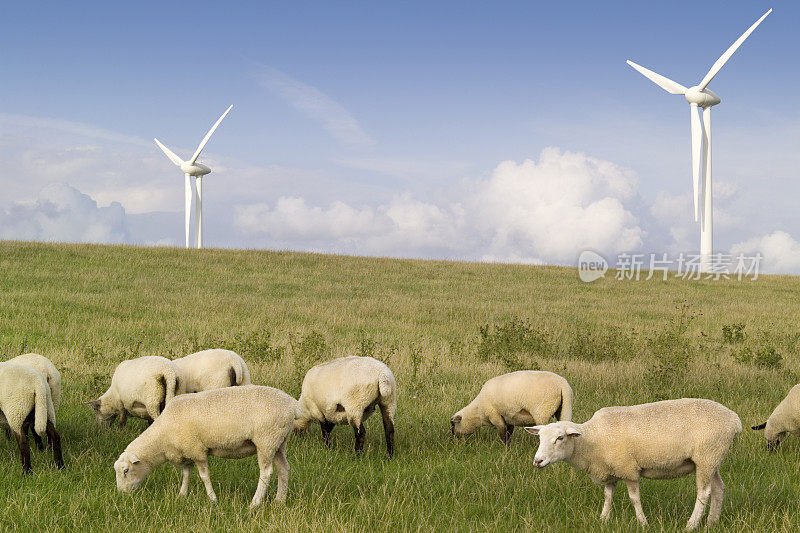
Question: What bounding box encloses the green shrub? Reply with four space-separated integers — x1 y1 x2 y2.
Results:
234 329 285 362
476 317 549 370
722 323 747 344
754 346 782 369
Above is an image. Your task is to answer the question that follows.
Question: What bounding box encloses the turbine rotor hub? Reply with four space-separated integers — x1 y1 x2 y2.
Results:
685 86 721 108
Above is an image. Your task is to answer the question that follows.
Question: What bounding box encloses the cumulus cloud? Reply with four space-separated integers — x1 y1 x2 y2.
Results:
649 182 743 253
235 148 645 263
0 183 128 243
258 66 374 148
731 231 800 275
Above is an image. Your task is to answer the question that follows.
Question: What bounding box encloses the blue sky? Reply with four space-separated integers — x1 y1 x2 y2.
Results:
2 1 799 271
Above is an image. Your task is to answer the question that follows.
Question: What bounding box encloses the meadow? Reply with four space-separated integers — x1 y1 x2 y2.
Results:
0 240 799 532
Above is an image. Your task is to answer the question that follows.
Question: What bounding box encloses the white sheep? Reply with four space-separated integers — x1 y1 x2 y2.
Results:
525 398 741 530
0 362 63 472
451 370 573 444
88 356 185 426
6 353 61 411
295 356 396 456
752 383 800 450
114 385 296 507
172 349 251 393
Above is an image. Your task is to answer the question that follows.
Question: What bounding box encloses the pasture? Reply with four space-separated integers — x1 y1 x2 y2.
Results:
0 241 799 532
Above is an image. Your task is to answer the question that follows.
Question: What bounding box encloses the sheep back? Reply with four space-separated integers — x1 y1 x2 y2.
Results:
8 353 61 411
172 349 251 393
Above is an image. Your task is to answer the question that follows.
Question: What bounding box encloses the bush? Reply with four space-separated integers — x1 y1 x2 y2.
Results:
234 329 284 362
722 323 747 344
567 328 636 362
754 346 782 369
476 317 549 370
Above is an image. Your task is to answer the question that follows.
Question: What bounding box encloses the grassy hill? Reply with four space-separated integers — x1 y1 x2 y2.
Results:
0 240 799 531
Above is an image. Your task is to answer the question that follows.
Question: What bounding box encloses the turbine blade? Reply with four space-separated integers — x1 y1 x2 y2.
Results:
690 104 702 222
189 105 233 165
698 9 772 91
154 138 184 166
626 60 687 94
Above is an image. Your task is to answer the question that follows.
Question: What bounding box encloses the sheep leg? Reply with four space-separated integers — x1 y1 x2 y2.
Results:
379 404 395 457
15 431 32 474
488 414 508 445
195 459 217 502
320 420 335 448
179 463 192 496
45 421 63 469
600 481 616 522
624 479 647 526
503 425 515 445
22 415 45 451
707 471 724 524
686 468 713 530
3 427 10 441
118 410 128 427
273 439 290 503
353 423 366 455
250 449 275 508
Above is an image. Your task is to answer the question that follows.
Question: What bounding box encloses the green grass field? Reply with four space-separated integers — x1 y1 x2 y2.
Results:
1 240 799 532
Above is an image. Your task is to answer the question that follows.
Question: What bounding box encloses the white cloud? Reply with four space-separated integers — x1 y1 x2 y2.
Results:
235 148 645 263
0 183 128 243
258 66 374 148
731 231 800 275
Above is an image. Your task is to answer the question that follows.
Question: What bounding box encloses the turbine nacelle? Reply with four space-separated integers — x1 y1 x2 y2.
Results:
180 162 211 176
684 87 721 108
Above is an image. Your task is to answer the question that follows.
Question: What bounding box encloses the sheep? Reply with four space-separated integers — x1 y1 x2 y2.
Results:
295 356 396 456
2 353 61 450
0 362 63 473
172 349 251 393
450 370 573 445
7 353 61 410
524 398 742 530
87 356 184 426
752 383 800 450
114 385 296 507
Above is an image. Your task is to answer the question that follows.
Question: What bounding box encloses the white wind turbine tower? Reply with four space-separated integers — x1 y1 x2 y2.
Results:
627 9 771 271
154 105 233 249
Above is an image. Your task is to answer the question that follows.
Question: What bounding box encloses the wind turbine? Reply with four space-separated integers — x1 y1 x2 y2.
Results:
154 105 233 249
627 9 771 271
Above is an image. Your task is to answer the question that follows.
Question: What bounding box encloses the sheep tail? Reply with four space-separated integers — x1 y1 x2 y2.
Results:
164 372 180 405
557 382 573 422
378 372 394 402
33 377 50 436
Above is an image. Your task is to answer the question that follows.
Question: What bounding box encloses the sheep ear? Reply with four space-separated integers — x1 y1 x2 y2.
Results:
129 454 140 464
565 427 582 438
752 422 767 431
86 399 101 411
524 426 542 435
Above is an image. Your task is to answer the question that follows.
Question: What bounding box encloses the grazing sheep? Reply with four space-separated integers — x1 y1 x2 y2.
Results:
752 383 800 450
114 385 296 507
525 398 741 530
0 363 63 472
295 356 396 456
451 370 573 445
7 353 61 410
172 349 251 393
88 356 184 426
